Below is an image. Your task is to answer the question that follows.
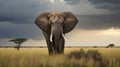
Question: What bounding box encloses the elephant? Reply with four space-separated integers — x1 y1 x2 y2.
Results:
35 11 78 55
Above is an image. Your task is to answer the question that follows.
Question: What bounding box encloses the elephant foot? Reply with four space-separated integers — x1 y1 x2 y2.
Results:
48 42 56 55
49 39 64 55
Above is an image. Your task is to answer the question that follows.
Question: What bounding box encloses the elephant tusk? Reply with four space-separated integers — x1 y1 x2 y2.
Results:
62 34 67 41
50 33 53 42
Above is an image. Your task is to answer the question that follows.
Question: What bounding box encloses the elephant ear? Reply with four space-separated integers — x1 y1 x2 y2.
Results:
63 12 78 34
35 12 51 33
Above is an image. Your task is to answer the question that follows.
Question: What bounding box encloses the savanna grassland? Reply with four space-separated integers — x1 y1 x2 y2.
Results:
0 48 120 67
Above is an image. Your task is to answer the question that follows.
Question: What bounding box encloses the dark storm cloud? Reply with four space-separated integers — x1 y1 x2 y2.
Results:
0 0 45 24
0 0 77 23
0 22 42 39
64 0 80 5
88 0 120 4
76 14 120 30
88 0 120 12
74 0 120 30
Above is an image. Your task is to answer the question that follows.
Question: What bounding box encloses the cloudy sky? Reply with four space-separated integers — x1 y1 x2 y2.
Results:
0 0 120 46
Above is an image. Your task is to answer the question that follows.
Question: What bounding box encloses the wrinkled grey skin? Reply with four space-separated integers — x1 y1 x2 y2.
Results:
35 11 78 55
49 12 65 53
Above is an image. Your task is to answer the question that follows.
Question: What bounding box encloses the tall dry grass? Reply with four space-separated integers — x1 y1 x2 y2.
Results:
0 48 120 67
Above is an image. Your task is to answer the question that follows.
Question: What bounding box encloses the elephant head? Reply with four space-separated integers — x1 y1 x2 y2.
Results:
35 11 78 54
48 11 65 42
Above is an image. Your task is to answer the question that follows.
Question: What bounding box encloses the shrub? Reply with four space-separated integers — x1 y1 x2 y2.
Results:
67 49 102 61
86 50 102 61
67 49 108 67
67 49 85 59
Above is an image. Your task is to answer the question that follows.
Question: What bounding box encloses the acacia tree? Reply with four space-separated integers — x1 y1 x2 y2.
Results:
106 44 115 48
9 38 28 50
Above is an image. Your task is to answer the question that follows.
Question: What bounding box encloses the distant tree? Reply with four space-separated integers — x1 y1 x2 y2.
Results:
106 44 115 48
93 46 97 48
9 38 28 50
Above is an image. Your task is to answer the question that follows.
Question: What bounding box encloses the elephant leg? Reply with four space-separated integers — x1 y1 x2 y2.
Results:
43 32 53 55
59 36 65 54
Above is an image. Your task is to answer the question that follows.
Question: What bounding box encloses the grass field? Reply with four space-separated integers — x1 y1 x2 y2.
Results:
0 48 120 67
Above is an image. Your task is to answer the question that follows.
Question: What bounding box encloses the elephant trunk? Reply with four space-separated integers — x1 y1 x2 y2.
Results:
50 23 65 53
54 31 62 53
